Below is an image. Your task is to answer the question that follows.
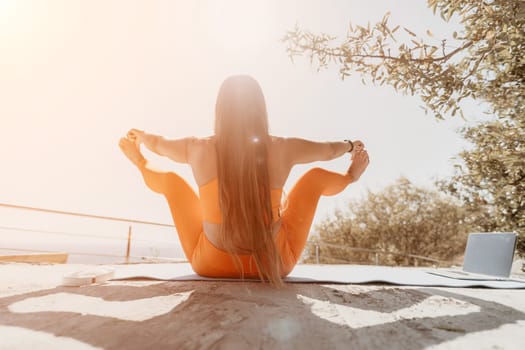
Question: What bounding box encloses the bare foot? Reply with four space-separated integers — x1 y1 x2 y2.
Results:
119 137 145 167
347 150 369 182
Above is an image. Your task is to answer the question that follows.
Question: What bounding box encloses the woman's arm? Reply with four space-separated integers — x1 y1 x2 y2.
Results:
284 137 364 165
127 129 193 163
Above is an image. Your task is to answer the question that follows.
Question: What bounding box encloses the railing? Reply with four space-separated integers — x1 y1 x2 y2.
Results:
308 241 446 267
0 202 184 263
0 203 174 227
1 202 448 267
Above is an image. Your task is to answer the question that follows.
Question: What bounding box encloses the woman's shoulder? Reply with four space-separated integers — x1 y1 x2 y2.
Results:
187 135 214 141
270 136 311 144
186 136 216 160
269 135 287 145
187 136 215 147
269 136 310 151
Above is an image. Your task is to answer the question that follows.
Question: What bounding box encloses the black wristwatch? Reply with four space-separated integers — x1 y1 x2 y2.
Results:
344 139 354 153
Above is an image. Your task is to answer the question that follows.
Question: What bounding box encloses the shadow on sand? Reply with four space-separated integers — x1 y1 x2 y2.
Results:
0 281 523 349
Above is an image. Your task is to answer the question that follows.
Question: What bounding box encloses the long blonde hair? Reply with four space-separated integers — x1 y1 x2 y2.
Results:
214 75 282 285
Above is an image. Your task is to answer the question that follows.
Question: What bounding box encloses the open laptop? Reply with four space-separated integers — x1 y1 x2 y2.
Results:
428 232 519 281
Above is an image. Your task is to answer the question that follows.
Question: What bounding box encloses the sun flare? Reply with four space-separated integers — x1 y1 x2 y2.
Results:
0 0 34 41
0 0 20 22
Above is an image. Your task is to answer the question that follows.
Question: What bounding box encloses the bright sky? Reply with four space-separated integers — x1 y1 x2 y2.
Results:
0 1 478 256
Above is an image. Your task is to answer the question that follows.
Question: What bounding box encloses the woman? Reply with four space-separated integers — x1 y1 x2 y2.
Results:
119 75 369 285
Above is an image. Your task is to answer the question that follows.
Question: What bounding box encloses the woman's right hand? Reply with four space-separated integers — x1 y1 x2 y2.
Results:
127 129 145 146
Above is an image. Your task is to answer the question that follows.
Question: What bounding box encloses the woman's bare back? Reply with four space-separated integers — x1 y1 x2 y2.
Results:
188 136 291 190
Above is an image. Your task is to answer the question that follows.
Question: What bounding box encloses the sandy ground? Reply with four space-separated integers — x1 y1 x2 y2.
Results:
1 263 524 350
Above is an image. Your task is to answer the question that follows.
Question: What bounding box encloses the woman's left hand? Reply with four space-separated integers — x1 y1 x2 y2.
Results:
127 129 145 146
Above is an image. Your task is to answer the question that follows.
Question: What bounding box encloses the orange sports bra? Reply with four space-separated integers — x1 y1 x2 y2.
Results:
199 178 282 224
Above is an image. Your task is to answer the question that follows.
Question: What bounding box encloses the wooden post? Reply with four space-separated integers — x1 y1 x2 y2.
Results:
126 226 132 263
315 244 320 264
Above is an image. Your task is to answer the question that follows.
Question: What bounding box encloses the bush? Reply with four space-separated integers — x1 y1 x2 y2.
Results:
303 178 469 266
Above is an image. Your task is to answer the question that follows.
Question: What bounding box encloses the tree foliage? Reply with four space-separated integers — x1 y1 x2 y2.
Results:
283 0 523 120
441 118 525 254
303 178 469 266
284 0 524 253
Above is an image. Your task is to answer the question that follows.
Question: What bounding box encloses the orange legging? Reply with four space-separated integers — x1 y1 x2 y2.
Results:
137 160 352 278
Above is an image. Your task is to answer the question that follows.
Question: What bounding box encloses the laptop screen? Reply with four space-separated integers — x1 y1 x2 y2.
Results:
462 232 517 277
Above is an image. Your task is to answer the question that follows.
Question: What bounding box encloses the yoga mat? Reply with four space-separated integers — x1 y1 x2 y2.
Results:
110 263 525 289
